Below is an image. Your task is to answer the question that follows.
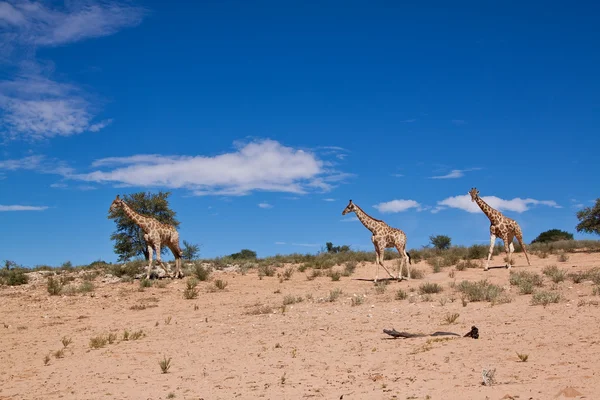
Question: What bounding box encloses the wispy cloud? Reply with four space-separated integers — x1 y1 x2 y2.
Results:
275 241 286 245
373 199 422 213
50 182 67 188
68 139 351 196
435 194 561 214
0 154 73 175
0 204 48 211
0 1 147 49
340 216 359 222
391 173 404 178
0 1 147 140
430 168 481 179
258 202 273 209
323 198 336 202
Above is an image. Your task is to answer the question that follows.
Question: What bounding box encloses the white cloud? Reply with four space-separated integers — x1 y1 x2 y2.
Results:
430 168 481 180
69 139 350 196
340 216 359 222
0 1 146 48
0 1 146 140
391 173 404 177
258 202 273 209
323 198 336 202
0 154 73 175
373 199 421 213
0 204 47 211
50 182 67 188
0 74 113 139
436 194 561 214
275 241 286 245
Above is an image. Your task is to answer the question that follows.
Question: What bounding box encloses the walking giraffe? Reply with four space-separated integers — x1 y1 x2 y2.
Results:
342 199 411 282
469 188 531 270
109 195 184 279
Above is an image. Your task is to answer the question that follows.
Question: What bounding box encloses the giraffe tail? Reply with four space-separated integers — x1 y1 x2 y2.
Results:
406 251 412 265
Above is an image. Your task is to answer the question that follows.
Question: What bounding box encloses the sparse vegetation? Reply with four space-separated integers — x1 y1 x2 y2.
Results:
457 280 504 302
509 271 544 294
283 295 303 305
192 263 212 281
183 278 199 299
213 279 228 290
328 270 342 281
557 253 569 262
61 336 72 348
444 312 460 324
576 199 600 236
182 240 201 261
44 354 51 365
419 282 443 294
0 267 29 286
351 294 365 306
531 290 562 306
159 355 172 373
47 276 63 296
395 289 408 300
90 335 108 349
343 261 358 276
516 352 529 362
328 288 343 302
542 265 566 283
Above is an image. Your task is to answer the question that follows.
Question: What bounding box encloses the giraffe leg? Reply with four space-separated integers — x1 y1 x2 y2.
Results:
376 243 396 280
485 234 496 271
516 233 531 266
167 242 184 279
403 249 411 280
374 246 380 283
395 246 409 280
153 244 170 277
504 239 512 269
146 244 154 280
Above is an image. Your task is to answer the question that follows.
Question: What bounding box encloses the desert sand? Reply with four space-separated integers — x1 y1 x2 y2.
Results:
1 251 599 400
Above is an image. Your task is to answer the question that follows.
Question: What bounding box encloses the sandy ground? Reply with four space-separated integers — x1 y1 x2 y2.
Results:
1 251 599 400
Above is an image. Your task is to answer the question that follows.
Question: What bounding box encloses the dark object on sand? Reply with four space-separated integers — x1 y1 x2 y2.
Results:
383 325 479 339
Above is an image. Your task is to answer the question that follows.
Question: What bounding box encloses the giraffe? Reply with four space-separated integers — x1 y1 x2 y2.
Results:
342 199 411 282
109 195 184 279
468 188 531 271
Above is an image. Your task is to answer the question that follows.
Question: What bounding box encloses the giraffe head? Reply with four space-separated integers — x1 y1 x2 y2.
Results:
109 194 125 213
468 188 480 202
342 199 357 215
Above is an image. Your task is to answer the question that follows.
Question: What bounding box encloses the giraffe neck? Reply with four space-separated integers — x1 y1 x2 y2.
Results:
475 196 500 222
353 205 383 234
120 201 153 232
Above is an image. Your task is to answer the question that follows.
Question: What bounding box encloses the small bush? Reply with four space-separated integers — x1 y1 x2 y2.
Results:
419 283 443 294
47 276 63 296
258 264 276 278
0 269 29 286
328 288 343 302
374 281 388 294
456 260 479 271
430 235 451 250
509 271 543 294
542 265 566 283
395 289 408 300
90 335 107 349
467 245 488 260
531 290 561 306
557 253 569 262
192 264 212 281
139 278 153 289
183 278 199 299
283 295 303 305
343 261 358 276
517 352 529 362
213 279 228 290
159 355 172 373
444 312 460 324
400 263 424 279
282 267 294 280
329 270 342 281
61 336 72 348
457 280 504 302
351 295 364 306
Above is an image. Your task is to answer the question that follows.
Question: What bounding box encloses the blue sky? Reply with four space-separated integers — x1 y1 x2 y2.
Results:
1 1 599 267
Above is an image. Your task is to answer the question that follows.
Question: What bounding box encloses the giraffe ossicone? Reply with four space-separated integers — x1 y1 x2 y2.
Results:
468 188 531 271
109 195 184 280
342 199 411 283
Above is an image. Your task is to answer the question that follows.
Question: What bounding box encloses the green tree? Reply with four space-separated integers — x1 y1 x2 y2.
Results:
230 249 257 260
429 235 451 250
576 199 600 236
531 229 574 243
182 240 201 261
108 191 180 262
325 242 351 253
